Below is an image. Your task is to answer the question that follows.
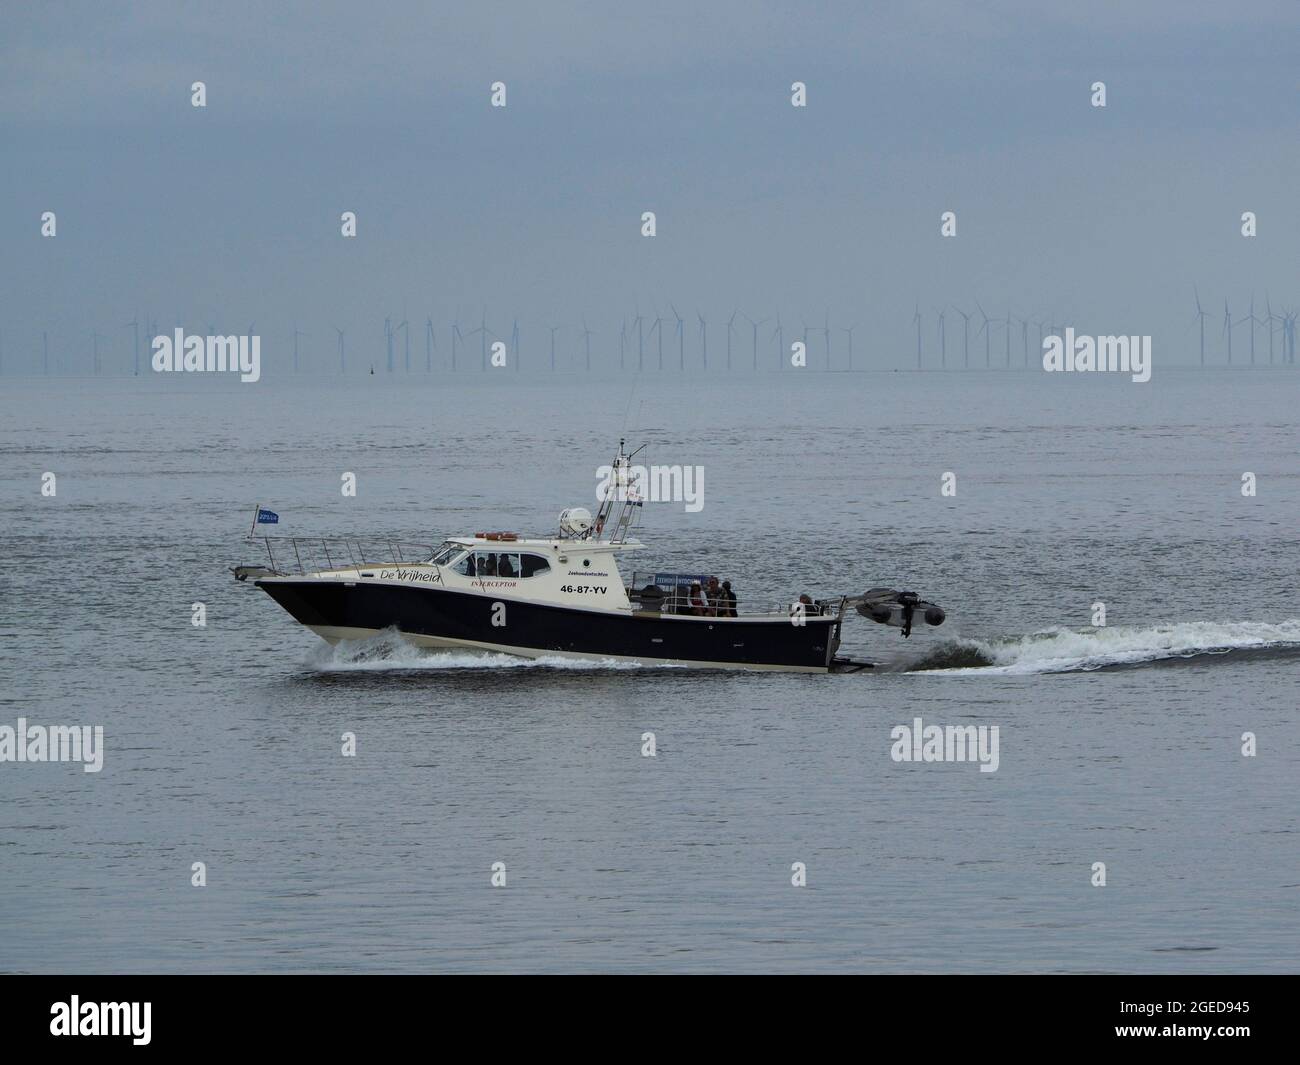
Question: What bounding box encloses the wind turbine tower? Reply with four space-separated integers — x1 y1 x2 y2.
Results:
1193 289 1209 366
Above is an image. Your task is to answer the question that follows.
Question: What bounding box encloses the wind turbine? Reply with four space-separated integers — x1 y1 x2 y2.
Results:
1004 310 1012 366
671 304 685 370
913 304 922 369
937 310 946 369
976 302 993 367
511 319 520 372
1193 288 1209 366
91 330 107 375
633 311 645 371
823 311 831 370
1244 295 1258 365
549 324 562 371
581 316 593 371
384 317 394 373
1013 315 1030 366
841 324 855 370
334 326 346 373
698 312 708 369
293 327 307 373
425 317 436 371
726 311 738 371
742 313 768 370
465 310 490 370
649 312 663 370
1222 299 1233 364
43 330 49 375
619 318 627 370
451 318 464 370
953 307 971 368
396 316 409 372
1266 295 1277 364
772 314 784 370
124 315 140 375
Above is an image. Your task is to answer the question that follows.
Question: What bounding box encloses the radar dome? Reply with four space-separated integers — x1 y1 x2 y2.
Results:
559 507 593 537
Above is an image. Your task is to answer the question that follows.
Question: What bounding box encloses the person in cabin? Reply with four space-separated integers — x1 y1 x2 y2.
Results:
705 576 722 616
497 554 516 577
688 581 707 616
480 553 497 576
720 580 737 617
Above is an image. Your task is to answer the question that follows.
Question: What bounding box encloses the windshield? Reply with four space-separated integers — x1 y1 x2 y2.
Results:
427 542 463 566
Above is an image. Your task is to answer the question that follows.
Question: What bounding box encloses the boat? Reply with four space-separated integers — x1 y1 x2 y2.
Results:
233 441 947 673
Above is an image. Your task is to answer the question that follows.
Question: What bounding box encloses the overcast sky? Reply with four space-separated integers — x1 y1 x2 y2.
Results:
3 1 1298 373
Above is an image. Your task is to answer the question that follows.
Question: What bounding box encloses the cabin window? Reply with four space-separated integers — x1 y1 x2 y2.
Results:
519 554 550 578
452 551 549 579
471 551 520 577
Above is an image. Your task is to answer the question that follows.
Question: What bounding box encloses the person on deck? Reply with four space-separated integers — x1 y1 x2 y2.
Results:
720 580 737 617
792 593 818 618
688 582 707 616
705 576 722 616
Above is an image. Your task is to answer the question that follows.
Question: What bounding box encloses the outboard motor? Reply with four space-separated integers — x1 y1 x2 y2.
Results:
855 588 946 637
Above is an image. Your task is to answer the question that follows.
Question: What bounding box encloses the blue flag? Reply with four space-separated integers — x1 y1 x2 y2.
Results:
256 508 279 525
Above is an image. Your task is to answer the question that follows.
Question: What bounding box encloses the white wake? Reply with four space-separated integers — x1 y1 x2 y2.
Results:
310 629 664 672
911 618 1300 675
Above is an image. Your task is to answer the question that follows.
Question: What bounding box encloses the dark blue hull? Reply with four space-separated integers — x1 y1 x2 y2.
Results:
257 579 841 671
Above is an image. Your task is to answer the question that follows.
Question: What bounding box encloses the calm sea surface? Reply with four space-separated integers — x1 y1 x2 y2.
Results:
1 368 1297 972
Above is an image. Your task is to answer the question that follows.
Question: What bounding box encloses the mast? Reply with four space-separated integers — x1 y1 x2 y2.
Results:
593 439 644 543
